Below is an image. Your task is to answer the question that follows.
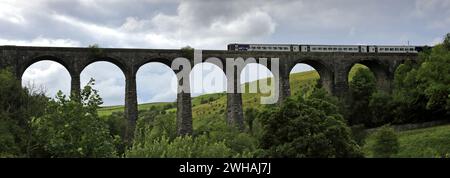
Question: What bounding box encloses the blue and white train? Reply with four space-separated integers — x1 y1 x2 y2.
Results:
227 43 429 53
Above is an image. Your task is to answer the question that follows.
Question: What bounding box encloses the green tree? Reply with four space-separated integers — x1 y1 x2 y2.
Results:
391 34 450 123
0 68 48 157
31 79 116 157
391 60 429 123
368 91 394 126
416 45 450 115
367 125 399 158
244 108 258 134
259 88 362 158
443 33 450 50
346 67 376 126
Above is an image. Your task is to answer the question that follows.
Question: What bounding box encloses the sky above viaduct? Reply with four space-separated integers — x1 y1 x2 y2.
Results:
1 0 449 106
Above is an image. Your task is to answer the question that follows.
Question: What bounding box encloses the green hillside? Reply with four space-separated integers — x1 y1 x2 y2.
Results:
364 124 450 158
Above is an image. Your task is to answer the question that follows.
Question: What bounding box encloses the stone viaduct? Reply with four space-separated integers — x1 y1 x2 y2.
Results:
0 46 418 139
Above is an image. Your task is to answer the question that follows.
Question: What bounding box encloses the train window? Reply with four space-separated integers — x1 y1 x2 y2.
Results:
328 48 332 50
284 47 289 50
333 48 337 50
395 48 399 51
262 47 266 49
410 48 414 51
390 48 394 51
343 48 347 50
318 48 322 50
257 47 261 49
400 48 404 51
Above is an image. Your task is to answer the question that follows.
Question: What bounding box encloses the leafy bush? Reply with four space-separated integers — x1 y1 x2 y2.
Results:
103 111 128 156
368 91 394 126
31 79 116 158
126 134 232 158
0 69 48 157
259 88 362 158
366 125 399 158
346 67 376 126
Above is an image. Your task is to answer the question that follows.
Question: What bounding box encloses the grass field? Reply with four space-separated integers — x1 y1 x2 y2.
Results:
364 124 450 158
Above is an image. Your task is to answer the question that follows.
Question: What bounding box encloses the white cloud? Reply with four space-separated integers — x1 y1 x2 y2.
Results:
136 63 177 103
0 37 80 47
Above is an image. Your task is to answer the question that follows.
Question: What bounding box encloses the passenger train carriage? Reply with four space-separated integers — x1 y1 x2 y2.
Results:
227 43 428 53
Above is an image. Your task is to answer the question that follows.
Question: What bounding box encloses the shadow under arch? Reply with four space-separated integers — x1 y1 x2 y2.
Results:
346 59 392 92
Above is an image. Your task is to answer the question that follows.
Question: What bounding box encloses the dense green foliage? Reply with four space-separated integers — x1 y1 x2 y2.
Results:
0 71 117 157
126 105 259 157
390 35 449 124
31 79 116 157
0 69 48 157
127 135 233 158
344 34 450 128
258 88 362 158
366 125 399 158
346 67 377 126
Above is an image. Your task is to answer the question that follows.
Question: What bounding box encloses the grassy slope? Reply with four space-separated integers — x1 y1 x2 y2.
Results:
364 124 450 158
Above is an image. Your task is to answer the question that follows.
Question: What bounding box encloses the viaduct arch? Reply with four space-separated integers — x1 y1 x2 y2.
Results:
1 46 418 139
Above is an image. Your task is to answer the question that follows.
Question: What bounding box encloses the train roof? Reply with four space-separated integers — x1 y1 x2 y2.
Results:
228 43 428 47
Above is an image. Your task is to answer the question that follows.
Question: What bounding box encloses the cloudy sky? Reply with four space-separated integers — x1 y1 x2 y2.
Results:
3 0 449 106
